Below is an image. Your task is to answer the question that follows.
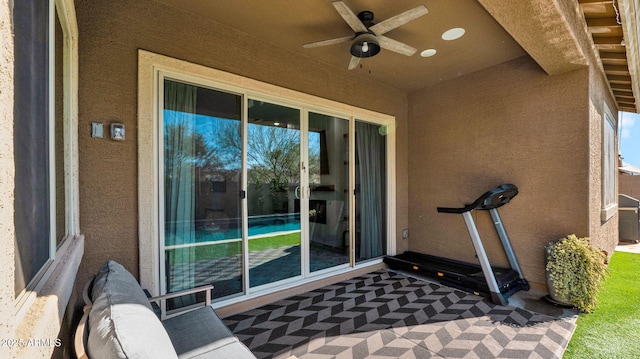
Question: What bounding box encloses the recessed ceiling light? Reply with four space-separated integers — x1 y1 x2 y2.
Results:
420 49 437 57
442 28 465 41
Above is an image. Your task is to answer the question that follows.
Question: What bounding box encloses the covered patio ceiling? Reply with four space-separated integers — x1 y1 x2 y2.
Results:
155 0 525 91
155 0 640 113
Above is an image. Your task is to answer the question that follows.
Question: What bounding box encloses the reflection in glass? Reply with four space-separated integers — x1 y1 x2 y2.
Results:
247 100 301 287
308 113 350 272
55 11 65 246
355 121 387 262
163 79 243 302
161 81 390 301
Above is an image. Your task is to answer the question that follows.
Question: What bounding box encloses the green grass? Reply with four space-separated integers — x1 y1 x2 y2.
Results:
563 251 640 358
248 232 300 252
167 232 301 263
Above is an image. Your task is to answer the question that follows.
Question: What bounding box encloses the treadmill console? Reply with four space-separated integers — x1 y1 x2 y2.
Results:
437 183 518 213
478 184 518 210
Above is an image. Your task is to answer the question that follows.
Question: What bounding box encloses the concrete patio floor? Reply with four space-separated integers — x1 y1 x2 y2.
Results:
615 240 640 254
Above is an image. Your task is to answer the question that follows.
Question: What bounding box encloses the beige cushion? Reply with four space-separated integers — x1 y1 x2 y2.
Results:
87 260 178 359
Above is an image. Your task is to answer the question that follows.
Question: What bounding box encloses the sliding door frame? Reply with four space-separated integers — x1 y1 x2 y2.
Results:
138 50 396 305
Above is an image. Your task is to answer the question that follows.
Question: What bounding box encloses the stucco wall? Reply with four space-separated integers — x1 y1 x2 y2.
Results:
405 0 621 290
74 0 409 286
561 0 620 255
587 77 619 253
407 56 591 288
620 174 640 198
0 0 15 354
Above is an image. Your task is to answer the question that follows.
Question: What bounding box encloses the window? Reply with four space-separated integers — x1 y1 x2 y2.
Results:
13 0 79 301
601 107 617 221
14 0 53 297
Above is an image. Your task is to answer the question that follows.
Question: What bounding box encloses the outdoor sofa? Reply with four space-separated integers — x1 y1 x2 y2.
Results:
74 260 256 359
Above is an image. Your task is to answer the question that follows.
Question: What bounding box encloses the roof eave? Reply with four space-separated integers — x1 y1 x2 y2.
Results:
478 0 588 76
618 0 640 113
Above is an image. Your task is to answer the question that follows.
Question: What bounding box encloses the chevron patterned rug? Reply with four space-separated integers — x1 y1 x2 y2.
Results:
224 270 575 359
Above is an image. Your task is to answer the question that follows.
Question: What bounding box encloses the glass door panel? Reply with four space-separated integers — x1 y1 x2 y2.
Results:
355 121 387 262
308 112 350 272
163 79 243 302
247 100 301 287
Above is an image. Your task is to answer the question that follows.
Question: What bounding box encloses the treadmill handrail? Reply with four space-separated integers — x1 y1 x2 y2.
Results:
437 184 518 213
436 205 474 214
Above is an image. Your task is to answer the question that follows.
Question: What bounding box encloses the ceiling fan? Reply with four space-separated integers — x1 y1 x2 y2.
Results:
304 1 428 70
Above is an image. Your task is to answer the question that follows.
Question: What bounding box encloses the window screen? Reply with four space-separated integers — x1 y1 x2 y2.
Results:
14 0 51 295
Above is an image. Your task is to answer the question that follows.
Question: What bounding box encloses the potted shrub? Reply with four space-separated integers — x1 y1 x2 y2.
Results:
545 234 608 312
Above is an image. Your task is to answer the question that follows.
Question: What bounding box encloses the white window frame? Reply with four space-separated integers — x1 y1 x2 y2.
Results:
14 0 81 319
601 105 618 221
137 50 396 299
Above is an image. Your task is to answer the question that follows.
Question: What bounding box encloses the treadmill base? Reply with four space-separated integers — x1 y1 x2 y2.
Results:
384 251 529 304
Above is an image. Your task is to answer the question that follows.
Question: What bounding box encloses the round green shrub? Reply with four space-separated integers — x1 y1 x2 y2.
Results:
545 234 608 313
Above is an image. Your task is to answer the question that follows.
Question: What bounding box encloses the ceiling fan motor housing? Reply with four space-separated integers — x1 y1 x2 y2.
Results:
357 10 375 27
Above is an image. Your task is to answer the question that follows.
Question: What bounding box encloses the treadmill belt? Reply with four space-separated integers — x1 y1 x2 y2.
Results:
384 251 523 298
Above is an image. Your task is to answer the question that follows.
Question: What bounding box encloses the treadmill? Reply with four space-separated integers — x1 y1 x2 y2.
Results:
384 184 529 306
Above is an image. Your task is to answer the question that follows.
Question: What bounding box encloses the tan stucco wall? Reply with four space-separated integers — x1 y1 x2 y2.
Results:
74 0 409 286
407 56 592 289
478 0 588 76
0 0 16 355
587 69 619 253
620 174 640 198
564 0 620 255
480 0 619 259
404 0 620 290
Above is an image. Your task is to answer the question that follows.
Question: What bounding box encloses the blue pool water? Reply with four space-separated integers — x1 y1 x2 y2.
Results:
197 221 300 242
166 215 301 246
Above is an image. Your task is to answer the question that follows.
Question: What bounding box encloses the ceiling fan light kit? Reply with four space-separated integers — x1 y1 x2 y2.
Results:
350 32 381 58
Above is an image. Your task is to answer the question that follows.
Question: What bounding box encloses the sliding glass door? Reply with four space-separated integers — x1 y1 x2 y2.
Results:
163 80 244 301
158 77 390 303
247 100 302 287
355 120 387 262
308 112 350 272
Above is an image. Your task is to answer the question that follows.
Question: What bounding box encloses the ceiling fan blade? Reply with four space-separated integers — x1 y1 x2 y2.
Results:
370 5 428 35
333 1 368 33
377 35 417 56
303 36 353 49
348 56 360 70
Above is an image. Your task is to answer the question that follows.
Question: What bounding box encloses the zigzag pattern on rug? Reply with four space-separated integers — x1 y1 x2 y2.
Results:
224 270 575 359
